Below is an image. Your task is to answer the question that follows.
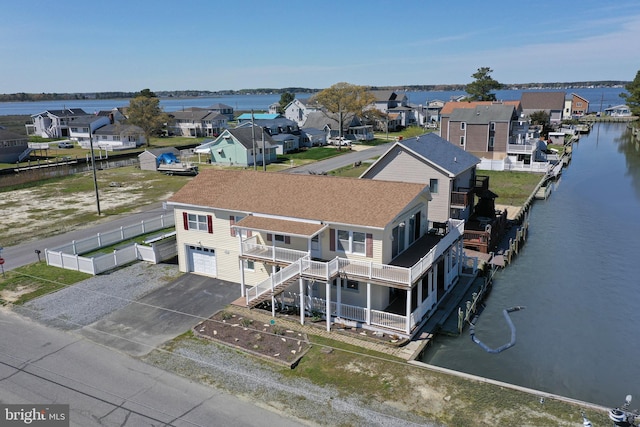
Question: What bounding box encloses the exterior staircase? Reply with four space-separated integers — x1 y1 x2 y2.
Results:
247 276 300 308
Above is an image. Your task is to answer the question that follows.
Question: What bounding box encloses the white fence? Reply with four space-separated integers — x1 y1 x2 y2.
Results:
45 215 176 275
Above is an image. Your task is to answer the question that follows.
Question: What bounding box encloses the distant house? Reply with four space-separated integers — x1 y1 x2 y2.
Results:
95 108 127 124
170 109 228 137
284 98 322 126
207 103 234 120
370 90 414 127
567 93 589 117
68 115 111 145
604 104 632 117
520 91 565 124
268 102 280 114
302 111 373 141
193 126 277 167
236 113 280 124
91 123 146 150
0 129 29 163
360 133 481 222
26 108 89 138
299 127 327 146
138 147 181 171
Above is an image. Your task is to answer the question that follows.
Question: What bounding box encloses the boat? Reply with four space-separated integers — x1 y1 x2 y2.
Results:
609 395 640 427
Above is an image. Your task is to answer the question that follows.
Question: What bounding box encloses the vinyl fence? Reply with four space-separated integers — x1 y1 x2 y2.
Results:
45 214 177 275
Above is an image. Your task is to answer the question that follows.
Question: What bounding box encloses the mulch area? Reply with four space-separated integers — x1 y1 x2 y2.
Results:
193 310 311 367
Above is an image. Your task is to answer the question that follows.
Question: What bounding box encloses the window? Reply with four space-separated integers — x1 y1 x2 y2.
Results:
336 230 365 255
274 234 285 242
460 136 465 146
188 213 209 231
490 122 495 131
460 122 466 130
576 102 583 107
489 136 495 148
429 179 439 194
331 278 359 291
244 260 254 271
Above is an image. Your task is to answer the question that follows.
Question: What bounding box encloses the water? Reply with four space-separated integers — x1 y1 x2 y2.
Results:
0 87 627 116
421 123 640 408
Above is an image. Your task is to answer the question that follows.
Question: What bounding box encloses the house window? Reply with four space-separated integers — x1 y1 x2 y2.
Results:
244 260 255 271
331 278 359 291
429 179 439 194
336 230 365 255
188 213 209 231
489 136 495 148
71 127 78 132
274 234 285 242
460 122 466 130
460 136 465 146
490 122 495 131
576 102 583 107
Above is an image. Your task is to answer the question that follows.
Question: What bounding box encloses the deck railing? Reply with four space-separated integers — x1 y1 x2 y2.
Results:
241 237 308 263
371 310 407 332
451 188 473 208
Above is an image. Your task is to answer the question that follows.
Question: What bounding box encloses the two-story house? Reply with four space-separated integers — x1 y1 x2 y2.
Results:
91 123 146 150
67 115 111 145
360 133 480 223
284 98 323 127
170 109 228 137
26 108 89 138
207 103 234 120
236 117 301 152
0 129 30 163
565 93 589 118
520 91 565 125
193 126 277 167
167 170 473 338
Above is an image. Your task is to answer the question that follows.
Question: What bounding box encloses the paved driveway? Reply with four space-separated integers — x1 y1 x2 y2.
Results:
79 271 239 357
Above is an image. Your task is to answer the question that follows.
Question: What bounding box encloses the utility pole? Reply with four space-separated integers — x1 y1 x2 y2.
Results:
262 129 266 171
251 109 257 170
89 131 101 215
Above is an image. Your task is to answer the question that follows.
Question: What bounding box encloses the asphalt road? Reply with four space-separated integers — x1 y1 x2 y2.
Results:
0 309 302 427
287 141 393 174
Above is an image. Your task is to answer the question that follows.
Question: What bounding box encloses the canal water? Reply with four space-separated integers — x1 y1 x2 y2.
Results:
421 123 640 408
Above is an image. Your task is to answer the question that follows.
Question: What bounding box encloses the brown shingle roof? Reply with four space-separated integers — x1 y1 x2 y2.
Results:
441 100 520 115
169 170 428 228
520 92 566 110
234 216 326 237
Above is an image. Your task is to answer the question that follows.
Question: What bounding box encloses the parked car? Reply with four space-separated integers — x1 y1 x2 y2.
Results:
58 141 74 148
329 136 351 146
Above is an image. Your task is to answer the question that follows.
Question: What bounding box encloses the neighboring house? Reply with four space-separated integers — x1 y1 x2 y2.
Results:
604 104 632 117
520 91 565 124
370 90 414 128
26 108 89 138
426 99 445 125
170 109 228 137
302 111 373 141
236 113 280 124
236 117 301 152
268 102 280 114
207 103 234 120
138 147 181 171
0 129 29 163
96 108 126 124
360 133 481 223
167 169 472 338
299 127 327 146
91 123 146 150
68 115 111 145
567 93 589 117
442 102 520 158
284 98 322 126
193 126 277 167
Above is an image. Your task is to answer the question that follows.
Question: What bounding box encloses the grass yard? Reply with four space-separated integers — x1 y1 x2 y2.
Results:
479 170 545 206
0 262 90 306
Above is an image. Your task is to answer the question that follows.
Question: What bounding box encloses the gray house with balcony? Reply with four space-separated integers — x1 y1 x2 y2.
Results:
360 133 480 223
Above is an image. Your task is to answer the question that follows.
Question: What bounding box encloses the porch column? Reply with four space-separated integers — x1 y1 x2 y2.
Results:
366 282 371 325
325 281 331 332
271 265 277 317
417 277 423 304
299 277 305 325
406 287 412 334
433 263 439 298
337 277 342 318
459 238 464 274
239 259 246 297
428 269 434 308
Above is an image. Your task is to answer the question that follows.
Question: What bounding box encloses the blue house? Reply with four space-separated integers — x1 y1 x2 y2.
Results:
193 125 277 167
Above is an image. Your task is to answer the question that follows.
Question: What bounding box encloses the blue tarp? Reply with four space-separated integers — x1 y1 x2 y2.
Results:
157 152 179 165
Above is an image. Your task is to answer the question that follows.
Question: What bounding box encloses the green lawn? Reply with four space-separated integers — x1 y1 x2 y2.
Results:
478 170 545 206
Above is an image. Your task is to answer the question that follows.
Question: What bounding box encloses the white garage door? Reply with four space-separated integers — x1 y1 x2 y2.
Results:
187 245 216 276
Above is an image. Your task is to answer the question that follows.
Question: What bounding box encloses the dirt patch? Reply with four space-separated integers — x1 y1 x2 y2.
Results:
0 284 38 305
193 310 312 367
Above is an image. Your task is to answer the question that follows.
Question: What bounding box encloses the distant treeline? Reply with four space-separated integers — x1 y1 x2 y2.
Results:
0 81 630 102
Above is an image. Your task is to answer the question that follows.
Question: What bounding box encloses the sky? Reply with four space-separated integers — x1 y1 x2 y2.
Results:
1 0 639 93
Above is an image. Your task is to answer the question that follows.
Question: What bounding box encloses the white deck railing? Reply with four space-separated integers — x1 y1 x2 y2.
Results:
241 238 308 264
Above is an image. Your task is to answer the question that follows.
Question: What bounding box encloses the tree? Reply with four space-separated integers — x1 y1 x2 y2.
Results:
465 67 503 101
620 70 640 116
311 82 375 142
529 110 552 138
126 89 169 146
278 92 295 114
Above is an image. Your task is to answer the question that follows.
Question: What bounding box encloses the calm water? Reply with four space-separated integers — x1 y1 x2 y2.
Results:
0 87 628 116
422 123 640 408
